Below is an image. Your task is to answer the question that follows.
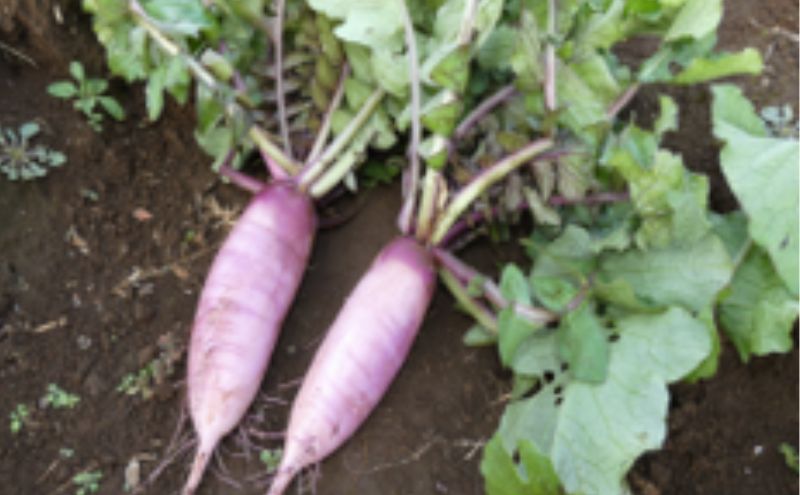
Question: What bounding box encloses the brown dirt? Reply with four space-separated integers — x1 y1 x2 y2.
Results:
0 1 796 495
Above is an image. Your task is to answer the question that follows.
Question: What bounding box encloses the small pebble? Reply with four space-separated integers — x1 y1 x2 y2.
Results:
76 334 92 350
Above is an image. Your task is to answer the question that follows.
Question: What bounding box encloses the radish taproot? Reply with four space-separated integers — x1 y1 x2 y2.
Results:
267 237 435 495
183 182 315 495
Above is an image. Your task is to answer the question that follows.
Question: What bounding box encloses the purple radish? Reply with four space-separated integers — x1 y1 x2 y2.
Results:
184 182 316 495
267 236 435 495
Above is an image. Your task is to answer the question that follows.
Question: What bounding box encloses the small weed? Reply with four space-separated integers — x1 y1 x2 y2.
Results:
358 158 402 188
41 384 80 409
73 470 102 495
9 404 29 434
48 61 125 132
260 448 283 474
117 332 184 400
0 122 66 180
779 443 799 474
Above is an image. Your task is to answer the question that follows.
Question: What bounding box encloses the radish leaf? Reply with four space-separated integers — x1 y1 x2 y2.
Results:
712 84 799 295
498 307 711 495
719 245 799 361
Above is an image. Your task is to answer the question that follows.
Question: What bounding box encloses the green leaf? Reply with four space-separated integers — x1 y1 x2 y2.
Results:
664 0 721 41
477 25 516 71
371 48 408 97
307 0 405 51
18 122 40 140
637 33 716 83
673 48 763 84
710 211 750 261
780 443 800 474
684 306 720 381
598 233 733 312
653 95 678 137
420 90 463 135
498 309 541 368
140 0 214 36
84 78 109 96
604 125 711 248
499 264 532 306
511 11 542 92
719 245 799 361
433 0 503 48
48 151 67 166
525 186 561 227
499 307 711 495
557 302 609 383
47 81 78 99
145 69 166 122
99 96 125 121
712 84 799 295
430 45 471 94
463 324 497 347
69 61 85 81
511 329 562 377
481 436 565 495
531 276 579 313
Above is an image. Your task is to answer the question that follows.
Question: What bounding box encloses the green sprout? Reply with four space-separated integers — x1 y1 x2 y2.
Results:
47 61 125 132
117 332 184 400
0 122 66 180
41 384 80 409
780 443 799 474
260 448 283 474
73 470 102 495
9 404 29 434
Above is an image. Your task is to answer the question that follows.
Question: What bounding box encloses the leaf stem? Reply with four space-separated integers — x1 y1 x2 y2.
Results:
430 138 554 245
439 268 499 334
305 64 350 165
544 0 557 114
248 126 301 176
548 191 630 206
298 88 384 191
397 0 424 236
458 0 479 45
307 138 367 198
453 85 518 140
415 168 441 241
273 0 293 160
129 0 219 91
434 248 556 325
606 83 641 120
219 153 266 193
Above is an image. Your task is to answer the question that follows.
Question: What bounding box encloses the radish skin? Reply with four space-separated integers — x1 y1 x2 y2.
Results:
267 237 435 495
184 182 316 495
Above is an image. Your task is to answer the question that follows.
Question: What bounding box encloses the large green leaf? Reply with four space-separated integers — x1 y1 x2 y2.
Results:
673 48 762 84
719 245 799 361
307 0 405 51
598 233 733 312
712 84 799 295
499 307 711 495
557 301 609 383
664 0 721 41
140 0 214 36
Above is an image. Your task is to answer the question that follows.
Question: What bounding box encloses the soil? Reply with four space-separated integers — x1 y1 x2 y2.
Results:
0 1 797 495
